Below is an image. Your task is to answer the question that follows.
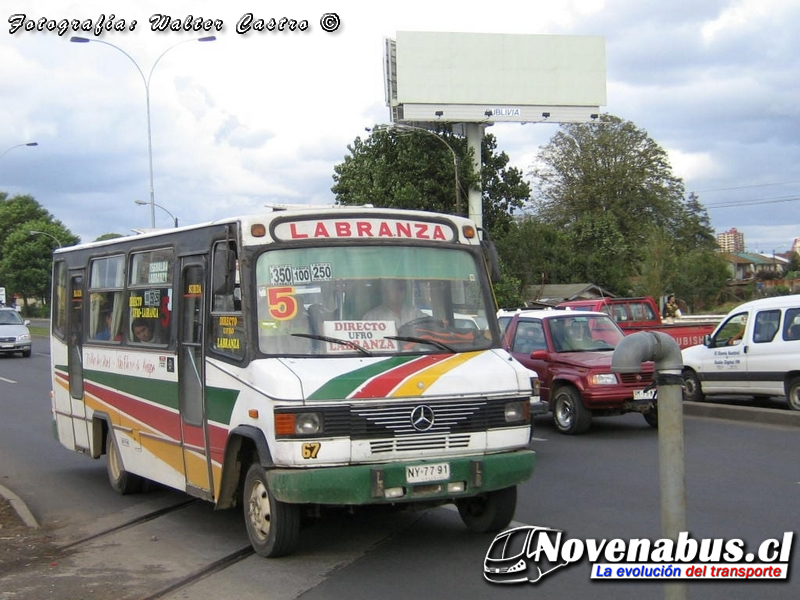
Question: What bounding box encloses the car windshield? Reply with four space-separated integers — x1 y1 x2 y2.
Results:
0 311 24 325
255 245 496 356
546 314 623 352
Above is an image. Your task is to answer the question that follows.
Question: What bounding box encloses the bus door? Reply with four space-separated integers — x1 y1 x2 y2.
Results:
178 257 213 498
67 271 91 450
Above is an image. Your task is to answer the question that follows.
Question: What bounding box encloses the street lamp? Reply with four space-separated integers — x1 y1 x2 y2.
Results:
29 230 62 249
70 35 215 229
134 199 178 228
1 142 38 159
372 123 462 215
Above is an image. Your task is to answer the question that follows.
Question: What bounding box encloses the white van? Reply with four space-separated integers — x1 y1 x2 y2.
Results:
681 295 800 410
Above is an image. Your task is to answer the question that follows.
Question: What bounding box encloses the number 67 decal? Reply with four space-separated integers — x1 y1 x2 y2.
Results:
268 286 299 320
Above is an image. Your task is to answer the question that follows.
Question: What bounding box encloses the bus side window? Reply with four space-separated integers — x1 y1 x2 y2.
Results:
127 249 174 346
211 242 246 359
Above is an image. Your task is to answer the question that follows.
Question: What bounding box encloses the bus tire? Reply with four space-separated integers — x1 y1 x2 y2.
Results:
456 486 516 533
106 432 143 495
243 463 300 558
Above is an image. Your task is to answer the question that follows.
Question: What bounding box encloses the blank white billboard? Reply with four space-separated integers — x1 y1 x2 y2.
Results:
386 32 606 123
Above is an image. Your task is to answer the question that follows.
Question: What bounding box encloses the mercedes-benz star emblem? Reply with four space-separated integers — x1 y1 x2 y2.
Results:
410 405 435 432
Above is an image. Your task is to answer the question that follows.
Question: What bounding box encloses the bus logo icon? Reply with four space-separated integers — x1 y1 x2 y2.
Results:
484 526 569 584
410 405 435 431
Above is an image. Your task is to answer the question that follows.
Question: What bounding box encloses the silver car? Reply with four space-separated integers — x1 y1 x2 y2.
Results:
0 308 32 358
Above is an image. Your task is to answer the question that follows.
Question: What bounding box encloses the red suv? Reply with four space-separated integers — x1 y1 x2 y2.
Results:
498 309 656 434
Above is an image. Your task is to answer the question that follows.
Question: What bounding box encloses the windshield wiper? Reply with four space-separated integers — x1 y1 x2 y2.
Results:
385 335 456 353
291 333 372 356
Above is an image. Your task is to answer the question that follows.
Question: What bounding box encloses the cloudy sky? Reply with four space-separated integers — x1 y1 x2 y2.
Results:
2 0 798 254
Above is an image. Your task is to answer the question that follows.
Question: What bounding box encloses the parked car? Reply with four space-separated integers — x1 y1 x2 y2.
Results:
681 295 800 410
498 309 656 434
0 307 32 357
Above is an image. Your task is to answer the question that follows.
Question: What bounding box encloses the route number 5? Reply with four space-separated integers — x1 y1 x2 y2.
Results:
268 286 298 320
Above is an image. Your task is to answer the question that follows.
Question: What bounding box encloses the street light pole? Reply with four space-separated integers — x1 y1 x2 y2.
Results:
29 230 63 249
372 123 462 215
134 199 178 228
1 142 38 159
70 36 215 229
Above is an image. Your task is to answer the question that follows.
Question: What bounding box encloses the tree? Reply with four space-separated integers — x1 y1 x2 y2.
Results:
96 233 124 242
528 114 718 295
479 134 530 238
0 193 51 261
332 126 529 236
563 212 630 293
671 250 730 312
632 226 679 299
494 216 571 301
0 193 79 313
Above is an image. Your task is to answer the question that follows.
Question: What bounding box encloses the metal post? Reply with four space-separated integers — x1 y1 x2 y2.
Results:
612 331 687 600
464 123 484 230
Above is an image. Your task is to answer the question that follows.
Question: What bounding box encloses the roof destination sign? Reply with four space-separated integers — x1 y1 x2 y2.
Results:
273 217 456 242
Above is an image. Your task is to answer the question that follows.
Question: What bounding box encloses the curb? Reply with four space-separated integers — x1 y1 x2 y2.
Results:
684 401 800 427
0 483 40 528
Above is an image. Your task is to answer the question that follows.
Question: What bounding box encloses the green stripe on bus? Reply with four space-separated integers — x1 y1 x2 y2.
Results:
85 369 179 410
307 356 419 401
61 365 238 425
206 386 240 424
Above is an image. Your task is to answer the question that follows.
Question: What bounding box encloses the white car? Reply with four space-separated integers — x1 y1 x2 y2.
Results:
0 308 32 358
681 295 800 410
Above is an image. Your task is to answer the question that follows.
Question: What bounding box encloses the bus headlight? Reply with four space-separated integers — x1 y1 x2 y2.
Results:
295 412 322 434
504 400 529 423
274 412 323 436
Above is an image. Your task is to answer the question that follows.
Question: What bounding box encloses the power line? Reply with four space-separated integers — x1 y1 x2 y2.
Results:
694 180 800 193
704 195 800 209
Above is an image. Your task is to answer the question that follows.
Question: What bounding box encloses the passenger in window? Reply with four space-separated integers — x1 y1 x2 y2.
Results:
95 310 113 340
362 279 424 329
95 310 122 341
132 318 157 343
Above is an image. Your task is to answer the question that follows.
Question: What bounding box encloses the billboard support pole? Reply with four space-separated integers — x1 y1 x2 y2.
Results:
466 123 484 231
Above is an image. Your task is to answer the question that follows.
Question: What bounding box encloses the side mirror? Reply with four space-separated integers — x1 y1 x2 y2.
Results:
480 239 501 284
212 247 237 296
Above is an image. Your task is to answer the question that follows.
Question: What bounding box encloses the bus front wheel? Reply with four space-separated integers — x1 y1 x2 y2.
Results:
456 486 517 533
243 463 300 558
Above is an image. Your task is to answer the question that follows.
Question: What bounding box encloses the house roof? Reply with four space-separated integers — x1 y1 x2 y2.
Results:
719 252 788 266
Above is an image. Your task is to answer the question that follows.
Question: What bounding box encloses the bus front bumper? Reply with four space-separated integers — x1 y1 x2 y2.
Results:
266 449 536 505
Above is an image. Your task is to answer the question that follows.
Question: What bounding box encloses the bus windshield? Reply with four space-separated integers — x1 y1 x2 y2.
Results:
255 245 494 356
